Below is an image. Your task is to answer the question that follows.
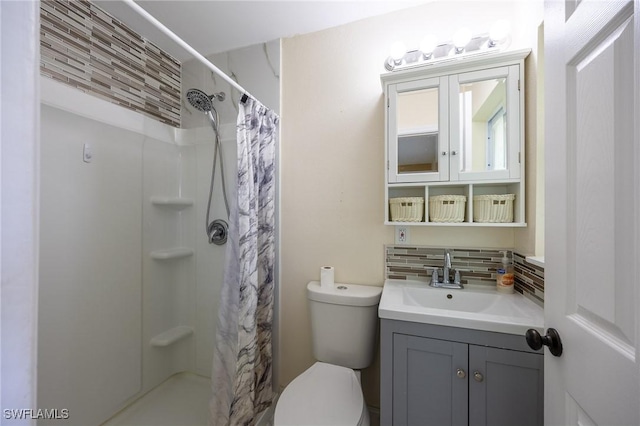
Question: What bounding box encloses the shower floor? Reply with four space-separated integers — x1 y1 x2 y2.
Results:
103 373 210 426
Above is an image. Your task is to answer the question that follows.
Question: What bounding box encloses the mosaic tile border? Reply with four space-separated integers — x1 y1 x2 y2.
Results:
513 253 545 306
386 245 510 286
40 0 181 127
385 245 545 306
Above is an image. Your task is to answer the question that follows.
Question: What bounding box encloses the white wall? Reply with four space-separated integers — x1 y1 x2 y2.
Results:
0 2 40 423
514 0 545 256
39 105 143 425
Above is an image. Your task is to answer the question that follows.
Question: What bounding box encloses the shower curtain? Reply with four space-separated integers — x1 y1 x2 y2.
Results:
210 96 278 426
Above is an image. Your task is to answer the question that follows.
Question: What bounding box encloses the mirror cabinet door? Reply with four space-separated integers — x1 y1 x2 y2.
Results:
389 77 449 183
449 65 521 181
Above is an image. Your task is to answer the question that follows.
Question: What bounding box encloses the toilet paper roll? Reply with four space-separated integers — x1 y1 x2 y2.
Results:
320 266 334 288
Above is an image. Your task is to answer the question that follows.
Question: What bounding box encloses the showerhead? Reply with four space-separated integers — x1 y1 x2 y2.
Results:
186 88 226 112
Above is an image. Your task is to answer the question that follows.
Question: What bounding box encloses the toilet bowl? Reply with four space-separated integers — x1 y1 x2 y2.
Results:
274 362 369 426
273 281 382 426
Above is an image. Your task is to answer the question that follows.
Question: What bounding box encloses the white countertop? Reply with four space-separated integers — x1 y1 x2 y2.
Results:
379 279 544 335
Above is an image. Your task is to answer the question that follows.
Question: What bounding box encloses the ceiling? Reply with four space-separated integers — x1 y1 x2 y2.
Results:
96 0 431 61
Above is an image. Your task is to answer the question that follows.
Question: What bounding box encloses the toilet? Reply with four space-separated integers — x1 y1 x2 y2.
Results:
274 281 382 426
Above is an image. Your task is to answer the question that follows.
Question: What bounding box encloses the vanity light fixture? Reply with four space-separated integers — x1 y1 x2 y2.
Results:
489 20 511 47
452 28 472 54
384 21 511 72
419 35 438 59
388 41 407 69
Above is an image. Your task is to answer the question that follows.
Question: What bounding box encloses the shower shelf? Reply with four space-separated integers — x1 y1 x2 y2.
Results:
150 326 194 347
150 196 194 210
150 248 194 260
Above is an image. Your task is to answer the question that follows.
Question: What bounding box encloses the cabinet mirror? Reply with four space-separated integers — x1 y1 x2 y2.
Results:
458 77 507 173
396 87 439 175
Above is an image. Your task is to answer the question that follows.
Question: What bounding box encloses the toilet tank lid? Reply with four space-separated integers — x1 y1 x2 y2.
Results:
307 281 382 307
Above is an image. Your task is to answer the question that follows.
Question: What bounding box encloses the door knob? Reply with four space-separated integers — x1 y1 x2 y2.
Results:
473 371 484 382
525 328 563 357
456 368 466 379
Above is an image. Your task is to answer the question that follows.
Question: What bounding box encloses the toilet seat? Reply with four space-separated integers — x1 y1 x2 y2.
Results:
274 362 367 426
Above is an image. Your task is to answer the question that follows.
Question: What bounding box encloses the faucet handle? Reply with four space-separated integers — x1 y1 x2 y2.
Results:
425 267 439 285
453 268 470 285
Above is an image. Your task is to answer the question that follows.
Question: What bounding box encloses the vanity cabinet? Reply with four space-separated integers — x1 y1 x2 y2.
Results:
382 49 530 225
381 319 543 426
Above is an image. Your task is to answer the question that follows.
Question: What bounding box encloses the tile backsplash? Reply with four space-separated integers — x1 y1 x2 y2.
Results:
40 0 181 127
513 253 544 305
385 245 544 306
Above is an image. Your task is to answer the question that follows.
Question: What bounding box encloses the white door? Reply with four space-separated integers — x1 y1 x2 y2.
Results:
545 1 640 425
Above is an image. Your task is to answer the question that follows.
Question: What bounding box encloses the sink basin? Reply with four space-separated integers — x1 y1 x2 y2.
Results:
379 279 544 335
403 286 499 313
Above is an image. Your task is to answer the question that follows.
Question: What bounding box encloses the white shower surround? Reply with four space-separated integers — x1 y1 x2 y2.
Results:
38 77 235 425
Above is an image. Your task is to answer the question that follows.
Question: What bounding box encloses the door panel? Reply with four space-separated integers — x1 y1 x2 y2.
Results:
545 1 640 425
468 346 543 426
569 10 635 349
392 334 468 426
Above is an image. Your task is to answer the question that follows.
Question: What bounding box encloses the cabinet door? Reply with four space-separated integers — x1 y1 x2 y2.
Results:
393 334 468 426
468 345 543 426
449 65 521 181
388 77 449 183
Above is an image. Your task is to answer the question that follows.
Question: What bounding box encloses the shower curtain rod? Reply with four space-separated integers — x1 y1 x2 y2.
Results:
122 0 255 102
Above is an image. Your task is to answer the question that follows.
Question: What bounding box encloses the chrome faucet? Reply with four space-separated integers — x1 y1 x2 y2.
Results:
428 249 464 289
443 250 452 284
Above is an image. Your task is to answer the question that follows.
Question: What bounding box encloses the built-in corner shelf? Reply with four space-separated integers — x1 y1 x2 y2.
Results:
150 326 194 347
150 247 194 260
150 196 194 210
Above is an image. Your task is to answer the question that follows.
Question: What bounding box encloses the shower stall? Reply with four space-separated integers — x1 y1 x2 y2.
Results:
36 1 280 425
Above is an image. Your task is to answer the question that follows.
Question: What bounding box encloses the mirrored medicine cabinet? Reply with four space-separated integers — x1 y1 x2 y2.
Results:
381 49 531 226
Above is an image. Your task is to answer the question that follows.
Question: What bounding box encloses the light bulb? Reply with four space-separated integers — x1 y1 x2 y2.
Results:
452 28 472 52
389 42 407 61
419 35 437 57
489 20 511 45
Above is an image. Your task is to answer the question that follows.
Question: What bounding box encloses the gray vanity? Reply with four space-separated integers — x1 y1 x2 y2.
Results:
379 279 544 426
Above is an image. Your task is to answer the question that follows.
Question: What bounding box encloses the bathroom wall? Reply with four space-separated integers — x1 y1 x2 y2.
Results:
40 0 181 127
514 1 546 257
0 0 40 413
280 0 543 408
39 103 144 425
180 41 281 378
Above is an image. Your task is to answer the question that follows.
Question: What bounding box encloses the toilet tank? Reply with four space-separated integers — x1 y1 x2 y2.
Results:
307 281 382 369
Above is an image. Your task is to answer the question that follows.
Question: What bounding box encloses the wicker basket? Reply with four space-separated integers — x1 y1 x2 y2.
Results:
473 194 515 223
389 197 424 222
429 195 466 222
